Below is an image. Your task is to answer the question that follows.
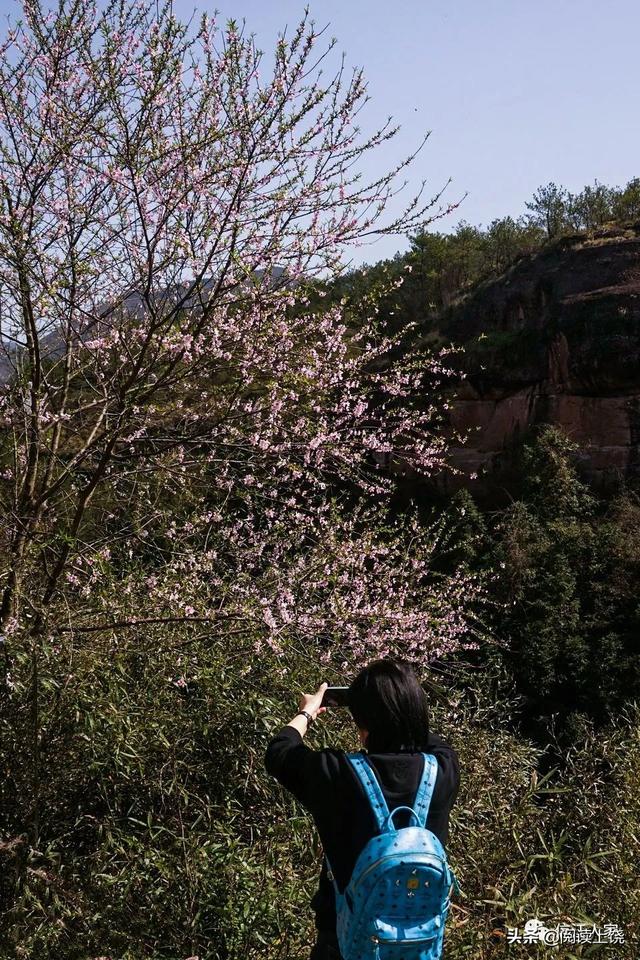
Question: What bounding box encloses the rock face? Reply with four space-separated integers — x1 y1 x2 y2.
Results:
436 225 640 496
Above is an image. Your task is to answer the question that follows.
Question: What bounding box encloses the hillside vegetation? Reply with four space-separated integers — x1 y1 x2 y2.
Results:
328 176 640 333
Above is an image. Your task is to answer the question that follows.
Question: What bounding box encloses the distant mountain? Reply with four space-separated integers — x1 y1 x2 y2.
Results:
0 266 290 386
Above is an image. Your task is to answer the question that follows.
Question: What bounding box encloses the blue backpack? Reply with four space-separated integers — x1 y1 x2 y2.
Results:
329 752 456 960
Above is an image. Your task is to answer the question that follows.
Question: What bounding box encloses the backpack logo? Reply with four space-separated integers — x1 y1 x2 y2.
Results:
329 753 456 960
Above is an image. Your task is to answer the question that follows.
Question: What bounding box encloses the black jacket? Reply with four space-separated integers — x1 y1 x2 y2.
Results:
265 726 459 932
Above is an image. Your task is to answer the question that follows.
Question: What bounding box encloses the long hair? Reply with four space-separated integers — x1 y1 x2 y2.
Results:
348 659 429 752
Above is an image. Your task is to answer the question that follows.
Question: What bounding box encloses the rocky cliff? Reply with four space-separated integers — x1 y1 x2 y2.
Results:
435 225 640 496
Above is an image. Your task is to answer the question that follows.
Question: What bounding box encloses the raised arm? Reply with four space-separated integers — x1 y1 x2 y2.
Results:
264 682 330 809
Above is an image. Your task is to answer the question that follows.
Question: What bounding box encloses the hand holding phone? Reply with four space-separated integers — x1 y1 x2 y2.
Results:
321 686 350 708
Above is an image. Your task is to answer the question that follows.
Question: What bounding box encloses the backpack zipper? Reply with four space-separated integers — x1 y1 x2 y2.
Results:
353 852 445 892
370 934 438 945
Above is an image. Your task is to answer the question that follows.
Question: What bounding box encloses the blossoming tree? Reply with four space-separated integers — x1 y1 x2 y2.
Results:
0 3 487 950
0 0 478 670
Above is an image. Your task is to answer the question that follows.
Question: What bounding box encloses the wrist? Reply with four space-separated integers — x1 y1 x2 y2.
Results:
296 709 314 725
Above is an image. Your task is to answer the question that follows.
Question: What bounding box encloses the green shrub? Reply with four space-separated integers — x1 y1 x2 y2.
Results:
2 630 639 959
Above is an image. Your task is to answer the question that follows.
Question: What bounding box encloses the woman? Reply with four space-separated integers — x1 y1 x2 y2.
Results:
265 658 460 960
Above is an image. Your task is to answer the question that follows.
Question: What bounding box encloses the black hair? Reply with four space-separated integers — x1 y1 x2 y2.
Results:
348 658 429 752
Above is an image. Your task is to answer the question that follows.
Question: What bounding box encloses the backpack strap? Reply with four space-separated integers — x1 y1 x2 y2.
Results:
347 752 389 832
326 753 390 890
413 753 439 828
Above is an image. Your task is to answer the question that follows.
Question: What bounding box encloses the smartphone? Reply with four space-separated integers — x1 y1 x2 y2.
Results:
322 686 350 708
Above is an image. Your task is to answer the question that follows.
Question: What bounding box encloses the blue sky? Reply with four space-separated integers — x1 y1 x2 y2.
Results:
173 0 639 265
4 0 639 265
